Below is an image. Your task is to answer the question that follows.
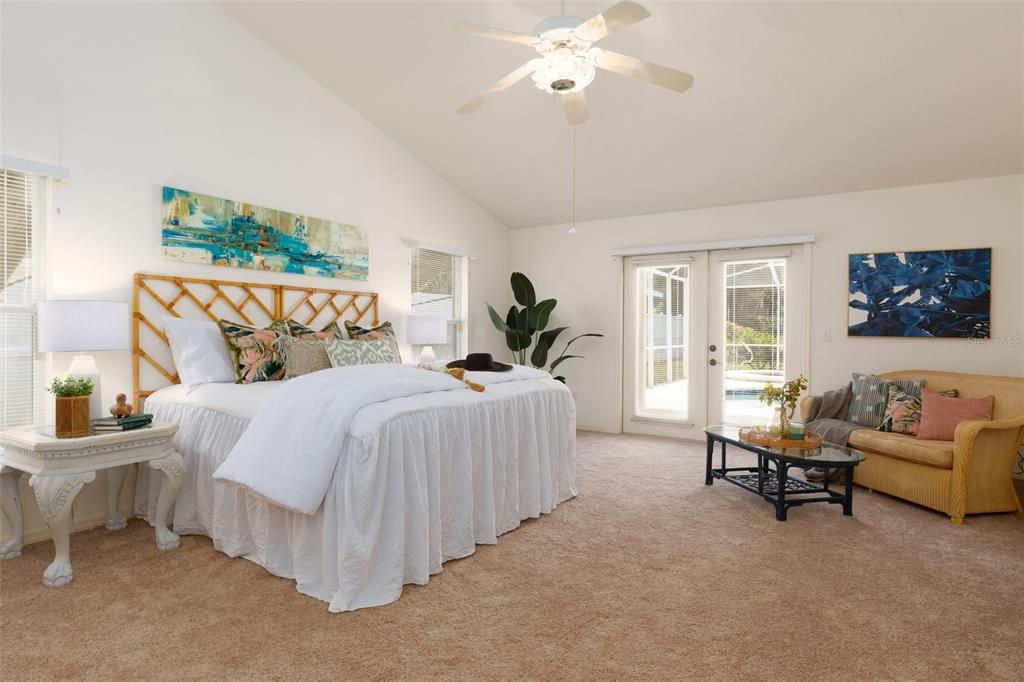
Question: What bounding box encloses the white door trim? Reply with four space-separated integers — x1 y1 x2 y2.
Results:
611 235 816 257
621 244 812 437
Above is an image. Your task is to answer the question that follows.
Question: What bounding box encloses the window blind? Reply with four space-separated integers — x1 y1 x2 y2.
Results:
410 247 465 360
1 168 47 429
723 259 785 376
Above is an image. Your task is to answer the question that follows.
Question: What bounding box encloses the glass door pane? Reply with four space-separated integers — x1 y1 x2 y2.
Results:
623 252 708 439
721 258 786 426
640 264 690 418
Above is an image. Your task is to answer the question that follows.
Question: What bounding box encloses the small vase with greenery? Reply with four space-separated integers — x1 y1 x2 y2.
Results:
758 375 808 436
485 272 602 383
47 376 94 438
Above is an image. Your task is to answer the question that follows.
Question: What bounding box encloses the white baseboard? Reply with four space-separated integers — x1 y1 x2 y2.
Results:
576 424 622 434
16 512 131 547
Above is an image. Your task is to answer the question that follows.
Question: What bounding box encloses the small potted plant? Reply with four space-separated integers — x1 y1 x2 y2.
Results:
759 375 808 437
47 376 94 438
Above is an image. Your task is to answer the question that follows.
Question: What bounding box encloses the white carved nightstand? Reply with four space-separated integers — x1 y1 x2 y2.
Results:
0 423 185 587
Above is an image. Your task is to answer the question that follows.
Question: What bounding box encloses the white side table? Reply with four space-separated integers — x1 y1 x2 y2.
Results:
0 422 185 587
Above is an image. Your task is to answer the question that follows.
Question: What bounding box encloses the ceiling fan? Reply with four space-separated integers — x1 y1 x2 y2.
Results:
453 1 694 125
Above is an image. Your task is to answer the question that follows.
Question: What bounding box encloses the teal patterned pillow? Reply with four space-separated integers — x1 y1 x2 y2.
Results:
849 373 924 427
325 338 399 368
359 339 398 364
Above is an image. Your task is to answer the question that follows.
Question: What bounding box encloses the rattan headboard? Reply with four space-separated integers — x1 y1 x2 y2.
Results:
132 272 378 406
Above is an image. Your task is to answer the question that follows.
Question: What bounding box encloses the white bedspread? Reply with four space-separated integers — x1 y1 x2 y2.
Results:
215 364 470 514
137 367 576 611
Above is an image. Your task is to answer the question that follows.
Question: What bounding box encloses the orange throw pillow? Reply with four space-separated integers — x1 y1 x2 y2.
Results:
916 390 994 441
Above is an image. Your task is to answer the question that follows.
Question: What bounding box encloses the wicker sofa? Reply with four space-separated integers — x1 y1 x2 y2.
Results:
800 370 1024 525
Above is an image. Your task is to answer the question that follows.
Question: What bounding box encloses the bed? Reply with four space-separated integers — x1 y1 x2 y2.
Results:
129 273 577 612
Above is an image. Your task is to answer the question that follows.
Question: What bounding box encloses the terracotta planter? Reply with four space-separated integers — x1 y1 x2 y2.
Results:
55 395 91 438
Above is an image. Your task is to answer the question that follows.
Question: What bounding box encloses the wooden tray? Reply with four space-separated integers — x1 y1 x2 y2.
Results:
739 427 822 450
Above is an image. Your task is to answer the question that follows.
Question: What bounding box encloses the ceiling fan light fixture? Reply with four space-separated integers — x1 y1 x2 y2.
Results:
530 53 596 93
454 2 694 118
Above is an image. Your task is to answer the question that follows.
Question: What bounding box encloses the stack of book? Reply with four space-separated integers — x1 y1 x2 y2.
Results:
92 414 154 433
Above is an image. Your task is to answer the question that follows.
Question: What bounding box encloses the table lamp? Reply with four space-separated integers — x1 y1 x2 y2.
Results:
407 315 448 364
38 300 131 420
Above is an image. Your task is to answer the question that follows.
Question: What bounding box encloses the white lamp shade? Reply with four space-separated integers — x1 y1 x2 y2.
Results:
407 315 448 346
38 300 131 353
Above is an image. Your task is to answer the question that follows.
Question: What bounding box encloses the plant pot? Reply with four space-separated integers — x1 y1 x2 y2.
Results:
55 395 91 438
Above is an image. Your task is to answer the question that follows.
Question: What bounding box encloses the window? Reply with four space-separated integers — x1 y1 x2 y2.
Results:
639 263 690 415
1 169 48 429
410 247 467 361
723 259 785 380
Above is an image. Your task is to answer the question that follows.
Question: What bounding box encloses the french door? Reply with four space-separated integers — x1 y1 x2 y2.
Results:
623 246 807 439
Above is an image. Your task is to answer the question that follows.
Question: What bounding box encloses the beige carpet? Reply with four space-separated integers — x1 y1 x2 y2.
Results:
1 431 1022 681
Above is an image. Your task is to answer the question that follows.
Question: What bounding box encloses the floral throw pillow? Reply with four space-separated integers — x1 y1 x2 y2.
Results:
325 338 399 368
879 385 958 435
285 319 343 341
342 320 402 363
218 319 287 383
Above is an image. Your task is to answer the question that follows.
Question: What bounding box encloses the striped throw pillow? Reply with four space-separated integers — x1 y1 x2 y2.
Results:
849 373 924 427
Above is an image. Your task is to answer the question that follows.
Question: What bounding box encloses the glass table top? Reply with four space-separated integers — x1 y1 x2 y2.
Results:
705 425 866 464
15 424 156 441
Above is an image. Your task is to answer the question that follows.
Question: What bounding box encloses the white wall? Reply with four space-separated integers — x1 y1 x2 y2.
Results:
510 175 1024 433
1 1 509 542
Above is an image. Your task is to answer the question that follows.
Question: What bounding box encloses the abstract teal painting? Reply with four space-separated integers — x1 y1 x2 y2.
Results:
161 186 368 281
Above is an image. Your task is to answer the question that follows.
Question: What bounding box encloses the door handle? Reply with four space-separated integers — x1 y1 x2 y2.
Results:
709 359 718 366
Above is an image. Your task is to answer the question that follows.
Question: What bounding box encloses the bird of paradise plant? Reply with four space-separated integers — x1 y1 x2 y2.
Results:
485 272 602 383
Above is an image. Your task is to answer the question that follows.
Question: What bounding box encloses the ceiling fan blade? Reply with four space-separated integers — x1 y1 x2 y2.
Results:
590 48 694 93
574 1 651 43
452 22 540 46
563 91 589 126
457 59 541 115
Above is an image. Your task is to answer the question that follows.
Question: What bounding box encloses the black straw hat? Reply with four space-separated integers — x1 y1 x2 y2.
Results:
446 353 513 372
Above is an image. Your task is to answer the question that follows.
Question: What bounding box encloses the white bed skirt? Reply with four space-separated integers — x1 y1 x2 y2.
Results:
136 382 577 612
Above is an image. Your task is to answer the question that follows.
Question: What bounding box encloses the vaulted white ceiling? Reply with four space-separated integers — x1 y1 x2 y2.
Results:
219 1 1024 228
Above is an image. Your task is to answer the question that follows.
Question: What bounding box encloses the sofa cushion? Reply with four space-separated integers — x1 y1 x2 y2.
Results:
848 429 954 469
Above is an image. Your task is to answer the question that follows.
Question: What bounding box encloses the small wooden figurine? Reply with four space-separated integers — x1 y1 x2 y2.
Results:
110 393 134 418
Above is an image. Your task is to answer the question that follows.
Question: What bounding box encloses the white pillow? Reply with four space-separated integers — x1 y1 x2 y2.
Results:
164 317 236 391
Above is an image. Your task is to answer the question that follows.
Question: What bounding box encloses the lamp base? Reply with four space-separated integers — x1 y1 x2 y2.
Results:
419 346 437 365
67 354 104 420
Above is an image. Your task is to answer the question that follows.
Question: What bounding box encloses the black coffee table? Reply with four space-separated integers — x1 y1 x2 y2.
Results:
704 426 866 521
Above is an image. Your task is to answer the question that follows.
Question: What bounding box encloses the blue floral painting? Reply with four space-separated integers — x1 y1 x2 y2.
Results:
161 186 368 281
848 248 991 338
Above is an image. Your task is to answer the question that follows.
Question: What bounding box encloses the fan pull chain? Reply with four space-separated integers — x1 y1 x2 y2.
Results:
568 119 578 235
